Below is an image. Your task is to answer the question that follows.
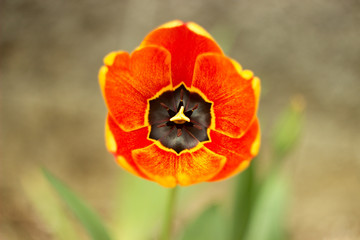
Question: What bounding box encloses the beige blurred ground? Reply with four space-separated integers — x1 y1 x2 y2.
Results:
1 0 360 239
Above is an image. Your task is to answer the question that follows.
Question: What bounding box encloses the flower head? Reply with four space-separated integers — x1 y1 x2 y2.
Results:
99 20 260 187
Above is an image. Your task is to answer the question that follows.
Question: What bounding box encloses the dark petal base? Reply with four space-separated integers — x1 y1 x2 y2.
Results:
148 84 212 153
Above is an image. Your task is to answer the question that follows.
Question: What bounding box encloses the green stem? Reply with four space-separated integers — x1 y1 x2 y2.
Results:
161 186 178 240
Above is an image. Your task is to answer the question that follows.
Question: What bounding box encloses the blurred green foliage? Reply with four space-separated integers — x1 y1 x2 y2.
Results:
42 168 112 240
244 171 288 240
21 170 79 240
111 173 167 240
231 163 255 240
271 95 305 162
180 204 229 240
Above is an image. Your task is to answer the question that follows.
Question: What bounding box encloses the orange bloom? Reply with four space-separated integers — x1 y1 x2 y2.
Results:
99 20 261 187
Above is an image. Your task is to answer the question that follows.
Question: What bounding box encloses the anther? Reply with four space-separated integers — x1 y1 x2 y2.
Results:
180 89 184 101
160 102 169 110
177 128 182 137
192 104 199 111
157 123 167 128
193 124 202 130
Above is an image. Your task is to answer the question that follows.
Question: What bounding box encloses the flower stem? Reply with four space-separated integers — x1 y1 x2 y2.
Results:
161 186 178 240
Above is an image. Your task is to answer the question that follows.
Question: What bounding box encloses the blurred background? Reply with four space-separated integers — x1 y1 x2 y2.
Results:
1 0 360 239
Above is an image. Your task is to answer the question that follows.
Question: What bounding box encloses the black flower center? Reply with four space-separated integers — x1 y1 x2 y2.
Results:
148 84 212 153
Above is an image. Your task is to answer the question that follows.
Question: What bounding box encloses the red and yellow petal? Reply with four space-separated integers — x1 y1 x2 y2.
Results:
130 46 173 97
131 144 226 187
204 118 260 181
192 53 260 138
140 20 223 88
106 115 153 179
99 46 172 131
131 144 177 187
176 146 226 186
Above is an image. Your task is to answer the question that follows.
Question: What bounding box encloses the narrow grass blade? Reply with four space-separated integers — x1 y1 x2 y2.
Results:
272 95 305 161
42 168 111 240
231 162 255 240
21 169 80 240
244 171 288 240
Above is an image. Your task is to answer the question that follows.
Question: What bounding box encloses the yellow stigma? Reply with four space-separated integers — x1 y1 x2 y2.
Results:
170 106 190 124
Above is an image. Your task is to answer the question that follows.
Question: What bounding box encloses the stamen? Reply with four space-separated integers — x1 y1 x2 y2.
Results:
193 124 202 130
170 106 190 124
192 104 199 111
160 102 169 110
177 128 182 137
157 123 167 128
180 89 184 101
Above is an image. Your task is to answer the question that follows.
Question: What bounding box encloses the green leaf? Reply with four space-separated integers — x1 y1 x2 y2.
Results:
21 169 80 240
244 171 289 240
110 172 168 240
110 171 213 240
180 204 229 240
231 163 256 240
272 95 305 161
42 168 112 240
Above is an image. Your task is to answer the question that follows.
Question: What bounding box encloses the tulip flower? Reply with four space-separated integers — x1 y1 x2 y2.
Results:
99 20 260 187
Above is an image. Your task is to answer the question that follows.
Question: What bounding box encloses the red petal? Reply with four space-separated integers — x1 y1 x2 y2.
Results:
205 119 260 181
140 21 223 88
99 46 172 131
177 146 226 186
132 144 177 187
132 144 226 187
106 115 153 179
192 53 260 137
130 46 173 96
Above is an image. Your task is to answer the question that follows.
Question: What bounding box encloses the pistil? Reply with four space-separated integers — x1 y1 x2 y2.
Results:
170 106 190 124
